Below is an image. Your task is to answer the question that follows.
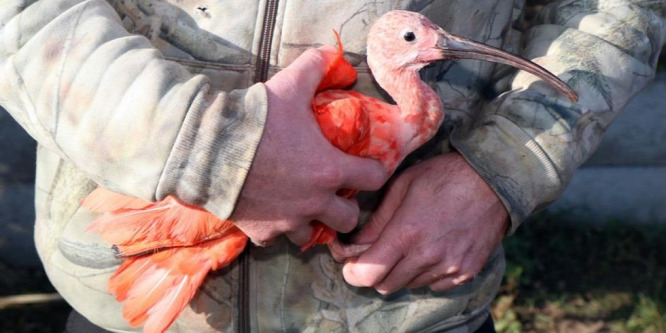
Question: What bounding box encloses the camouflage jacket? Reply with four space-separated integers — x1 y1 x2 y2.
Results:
0 0 663 332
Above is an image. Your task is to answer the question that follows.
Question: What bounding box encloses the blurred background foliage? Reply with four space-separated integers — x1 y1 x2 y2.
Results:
493 215 666 333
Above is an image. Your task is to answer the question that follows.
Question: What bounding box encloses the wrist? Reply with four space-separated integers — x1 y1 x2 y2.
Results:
446 152 510 234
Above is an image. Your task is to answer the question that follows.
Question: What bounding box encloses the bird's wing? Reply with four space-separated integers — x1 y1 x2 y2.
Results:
316 30 357 92
83 187 239 257
307 90 377 253
109 233 247 333
313 90 373 155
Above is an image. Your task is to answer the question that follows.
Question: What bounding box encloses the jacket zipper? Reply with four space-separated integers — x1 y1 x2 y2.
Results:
254 0 280 84
239 1 280 332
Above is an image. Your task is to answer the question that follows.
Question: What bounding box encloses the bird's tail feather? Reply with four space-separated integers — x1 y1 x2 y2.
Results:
82 187 248 332
82 187 153 212
109 233 247 333
83 187 238 257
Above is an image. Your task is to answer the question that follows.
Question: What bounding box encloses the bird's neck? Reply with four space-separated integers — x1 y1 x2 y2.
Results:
377 69 445 150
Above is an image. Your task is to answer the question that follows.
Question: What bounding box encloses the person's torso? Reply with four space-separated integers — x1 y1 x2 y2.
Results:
35 1 520 331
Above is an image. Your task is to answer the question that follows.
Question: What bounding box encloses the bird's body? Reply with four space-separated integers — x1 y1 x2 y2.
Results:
314 78 443 172
83 10 577 333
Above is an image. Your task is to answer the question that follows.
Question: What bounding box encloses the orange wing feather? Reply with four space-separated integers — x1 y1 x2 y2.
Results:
110 233 247 333
82 187 152 212
84 191 241 257
314 93 370 153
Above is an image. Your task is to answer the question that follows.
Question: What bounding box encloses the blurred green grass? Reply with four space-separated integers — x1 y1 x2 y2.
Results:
493 214 666 333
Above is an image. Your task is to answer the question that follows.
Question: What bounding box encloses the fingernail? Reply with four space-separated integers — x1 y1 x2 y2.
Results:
342 260 357 277
452 275 471 285
375 288 391 295
446 266 459 275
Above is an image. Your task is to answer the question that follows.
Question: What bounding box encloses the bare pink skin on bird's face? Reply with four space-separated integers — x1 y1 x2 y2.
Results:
367 11 444 72
367 11 578 102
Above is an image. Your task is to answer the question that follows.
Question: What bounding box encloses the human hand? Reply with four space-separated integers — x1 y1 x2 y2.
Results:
230 47 388 247
334 152 508 294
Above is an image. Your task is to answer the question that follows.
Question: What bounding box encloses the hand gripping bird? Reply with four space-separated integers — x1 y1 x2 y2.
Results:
82 10 577 333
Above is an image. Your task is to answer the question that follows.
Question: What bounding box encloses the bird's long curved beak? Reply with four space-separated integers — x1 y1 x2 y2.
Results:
436 29 579 102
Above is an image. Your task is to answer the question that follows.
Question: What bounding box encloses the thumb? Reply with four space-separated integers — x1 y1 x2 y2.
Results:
352 177 411 244
338 154 388 192
278 47 335 97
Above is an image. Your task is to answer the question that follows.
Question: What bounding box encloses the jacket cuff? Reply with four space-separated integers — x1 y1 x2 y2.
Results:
451 109 563 235
157 83 268 220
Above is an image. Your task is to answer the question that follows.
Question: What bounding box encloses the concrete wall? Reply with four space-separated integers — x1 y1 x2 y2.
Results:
545 73 666 225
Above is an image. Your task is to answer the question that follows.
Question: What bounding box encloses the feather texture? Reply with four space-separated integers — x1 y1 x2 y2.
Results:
316 30 357 92
82 187 152 212
84 194 239 257
107 233 247 333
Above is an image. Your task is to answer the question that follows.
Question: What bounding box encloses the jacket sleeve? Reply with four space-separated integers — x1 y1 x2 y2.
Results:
0 0 267 220
450 0 665 233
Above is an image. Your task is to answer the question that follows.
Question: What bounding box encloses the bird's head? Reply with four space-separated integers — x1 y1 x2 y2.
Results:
367 10 578 102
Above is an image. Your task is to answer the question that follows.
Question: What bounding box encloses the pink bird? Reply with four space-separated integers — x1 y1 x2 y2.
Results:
82 10 577 333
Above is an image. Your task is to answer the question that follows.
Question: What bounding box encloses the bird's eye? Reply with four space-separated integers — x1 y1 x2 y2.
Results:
403 31 416 42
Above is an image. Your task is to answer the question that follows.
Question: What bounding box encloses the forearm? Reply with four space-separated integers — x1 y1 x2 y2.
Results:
0 0 267 219
451 0 665 232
